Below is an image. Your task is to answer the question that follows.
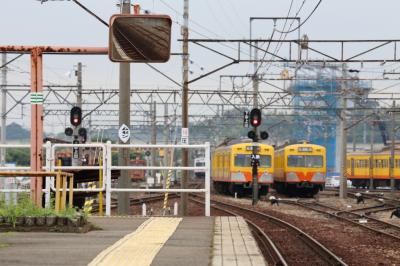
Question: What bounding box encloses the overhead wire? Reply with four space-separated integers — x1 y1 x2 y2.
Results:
275 0 322 34
231 0 297 91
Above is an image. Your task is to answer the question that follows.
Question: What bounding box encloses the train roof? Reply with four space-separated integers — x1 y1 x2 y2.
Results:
213 141 274 152
275 141 326 151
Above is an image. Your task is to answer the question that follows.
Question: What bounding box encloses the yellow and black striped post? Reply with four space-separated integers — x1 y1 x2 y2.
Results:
163 148 175 215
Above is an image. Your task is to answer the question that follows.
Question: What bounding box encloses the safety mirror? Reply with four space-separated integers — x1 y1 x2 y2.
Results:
109 14 172 63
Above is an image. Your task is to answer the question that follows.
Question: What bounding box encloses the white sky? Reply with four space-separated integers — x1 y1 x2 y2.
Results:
1 0 400 133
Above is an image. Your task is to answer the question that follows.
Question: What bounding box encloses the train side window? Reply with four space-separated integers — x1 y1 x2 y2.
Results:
396 159 400 168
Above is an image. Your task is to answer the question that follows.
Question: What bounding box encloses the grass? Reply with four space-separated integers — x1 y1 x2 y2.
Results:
0 243 9 249
0 193 84 228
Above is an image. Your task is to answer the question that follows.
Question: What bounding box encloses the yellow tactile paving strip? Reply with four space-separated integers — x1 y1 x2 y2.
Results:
88 217 183 266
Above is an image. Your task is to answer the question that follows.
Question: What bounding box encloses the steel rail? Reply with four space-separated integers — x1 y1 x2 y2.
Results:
189 197 287 266
91 193 180 214
191 195 347 266
288 201 400 241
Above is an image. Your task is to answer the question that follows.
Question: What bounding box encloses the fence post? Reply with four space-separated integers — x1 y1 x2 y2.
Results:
44 141 52 207
205 142 211 216
105 141 112 216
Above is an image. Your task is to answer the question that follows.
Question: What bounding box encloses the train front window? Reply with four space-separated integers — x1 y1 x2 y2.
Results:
234 154 271 167
287 155 323 168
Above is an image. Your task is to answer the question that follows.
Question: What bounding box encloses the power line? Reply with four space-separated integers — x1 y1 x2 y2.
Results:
275 0 322 34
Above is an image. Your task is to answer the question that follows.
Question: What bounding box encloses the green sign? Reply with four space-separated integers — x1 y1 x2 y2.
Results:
30 92 44 104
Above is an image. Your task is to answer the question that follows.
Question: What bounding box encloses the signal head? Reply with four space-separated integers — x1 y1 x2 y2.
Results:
249 108 262 127
247 130 258 142
70 106 82 127
260 131 269 140
65 127 73 137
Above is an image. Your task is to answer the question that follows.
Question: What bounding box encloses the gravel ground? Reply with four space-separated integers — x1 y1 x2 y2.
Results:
213 194 400 266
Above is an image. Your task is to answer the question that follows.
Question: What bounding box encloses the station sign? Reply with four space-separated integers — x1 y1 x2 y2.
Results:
118 124 130 143
181 128 189 144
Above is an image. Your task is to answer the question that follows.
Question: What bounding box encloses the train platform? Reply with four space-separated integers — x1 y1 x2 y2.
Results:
0 216 266 266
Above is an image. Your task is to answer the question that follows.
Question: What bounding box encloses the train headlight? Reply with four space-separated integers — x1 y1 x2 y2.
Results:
311 172 325 182
259 173 273 183
231 172 246 182
286 172 299 182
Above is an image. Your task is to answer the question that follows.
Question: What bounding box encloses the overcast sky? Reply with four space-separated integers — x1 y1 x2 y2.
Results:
1 0 400 133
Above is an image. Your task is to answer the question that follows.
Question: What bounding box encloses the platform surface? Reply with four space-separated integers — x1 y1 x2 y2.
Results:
0 216 265 266
213 216 267 266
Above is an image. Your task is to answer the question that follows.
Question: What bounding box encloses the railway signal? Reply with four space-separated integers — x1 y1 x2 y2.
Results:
78 127 87 143
65 127 73 137
70 106 82 127
260 131 269 140
249 108 261 127
248 130 258 142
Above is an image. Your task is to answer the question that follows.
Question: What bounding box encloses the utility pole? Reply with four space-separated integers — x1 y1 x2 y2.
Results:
76 62 82 110
339 63 348 199
181 0 189 216
118 0 131 215
253 41 259 109
252 39 259 206
73 62 83 166
1 54 6 167
163 103 169 188
390 100 396 195
340 97 348 199
151 101 157 180
352 119 356 152
369 120 374 190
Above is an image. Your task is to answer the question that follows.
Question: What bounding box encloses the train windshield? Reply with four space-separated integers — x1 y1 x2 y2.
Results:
287 155 323 168
234 154 271 167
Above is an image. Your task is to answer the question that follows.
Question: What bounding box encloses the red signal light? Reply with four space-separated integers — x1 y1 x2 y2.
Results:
70 106 82 127
249 108 262 127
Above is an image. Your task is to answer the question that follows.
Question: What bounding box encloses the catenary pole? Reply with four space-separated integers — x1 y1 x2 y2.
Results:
117 0 131 215
181 0 189 216
151 101 157 179
390 100 396 195
1 54 6 167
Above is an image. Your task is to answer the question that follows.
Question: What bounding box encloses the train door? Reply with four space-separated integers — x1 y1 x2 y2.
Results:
351 158 355 177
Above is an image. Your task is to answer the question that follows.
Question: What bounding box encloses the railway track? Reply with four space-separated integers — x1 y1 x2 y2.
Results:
291 200 400 241
191 195 347 266
91 193 179 213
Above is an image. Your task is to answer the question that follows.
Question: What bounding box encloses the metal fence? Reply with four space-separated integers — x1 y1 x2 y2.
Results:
0 141 211 216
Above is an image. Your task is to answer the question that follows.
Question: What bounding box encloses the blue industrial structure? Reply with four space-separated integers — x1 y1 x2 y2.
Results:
289 64 372 174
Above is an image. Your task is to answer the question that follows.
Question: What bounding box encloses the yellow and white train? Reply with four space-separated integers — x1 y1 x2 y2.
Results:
211 141 274 196
274 142 326 196
346 151 400 189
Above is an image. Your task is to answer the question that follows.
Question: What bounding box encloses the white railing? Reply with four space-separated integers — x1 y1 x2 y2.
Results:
0 144 32 196
0 141 211 217
106 142 211 216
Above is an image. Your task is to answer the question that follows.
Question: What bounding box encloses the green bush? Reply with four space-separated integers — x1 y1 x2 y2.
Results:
0 193 85 228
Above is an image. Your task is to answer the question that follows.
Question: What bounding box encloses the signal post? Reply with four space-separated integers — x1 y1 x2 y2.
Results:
247 108 268 205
